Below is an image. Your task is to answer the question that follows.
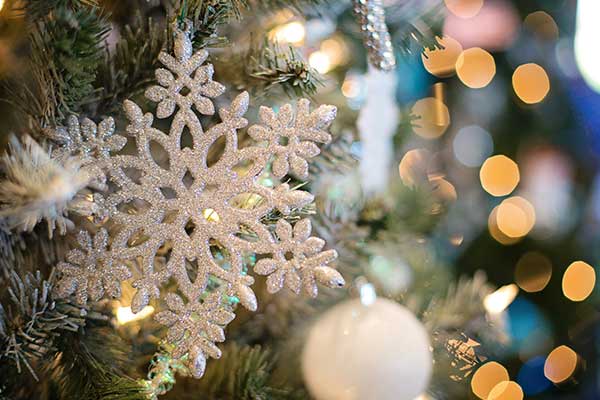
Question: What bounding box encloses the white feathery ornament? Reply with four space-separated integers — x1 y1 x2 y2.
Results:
0 135 94 237
53 25 344 378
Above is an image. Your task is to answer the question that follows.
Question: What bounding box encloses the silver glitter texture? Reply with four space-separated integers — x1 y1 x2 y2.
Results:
353 0 396 71
254 219 343 296
55 228 131 304
54 26 344 378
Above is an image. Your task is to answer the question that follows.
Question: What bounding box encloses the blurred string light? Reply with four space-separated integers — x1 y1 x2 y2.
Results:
488 205 519 245
544 345 579 384
269 21 306 45
320 37 348 65
444 0 483 19
341 73 366 110
444 0 519 51
512 63 550 104
480 155 520 196
524 11 559 41
309 51 332 74
0 0 4 12
484 284 519 314
496 196 536 239
116 305 154 325
456 47 496 89
421 36 463 78
488 381 524 400
411 97 451 139
521 147 574 238
309 36 348 74
452 125 493 167
562 261 596 302
470 361 509 400
399 149 432 187
575 0 600 92
515 252 552 293
342 75 361 98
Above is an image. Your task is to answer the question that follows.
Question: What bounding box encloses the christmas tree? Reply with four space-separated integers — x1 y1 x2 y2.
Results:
0 0 596 399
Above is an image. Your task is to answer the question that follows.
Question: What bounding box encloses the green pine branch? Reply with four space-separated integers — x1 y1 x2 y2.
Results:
5 1 109 130
48 327 149 400
217 39 322 98
95 14 167 115
386 0 446 56
163 343 305 400
0 269 88 380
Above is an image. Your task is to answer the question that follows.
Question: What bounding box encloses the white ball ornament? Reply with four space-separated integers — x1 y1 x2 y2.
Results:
302 298 432 400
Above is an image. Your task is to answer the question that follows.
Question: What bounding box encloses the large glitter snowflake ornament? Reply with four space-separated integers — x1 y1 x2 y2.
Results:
54 25 344 378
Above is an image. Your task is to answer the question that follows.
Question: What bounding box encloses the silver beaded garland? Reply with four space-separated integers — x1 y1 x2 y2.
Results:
353 0 396 71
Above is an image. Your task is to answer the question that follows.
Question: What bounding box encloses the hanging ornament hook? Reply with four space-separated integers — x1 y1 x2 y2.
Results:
173 18 193 62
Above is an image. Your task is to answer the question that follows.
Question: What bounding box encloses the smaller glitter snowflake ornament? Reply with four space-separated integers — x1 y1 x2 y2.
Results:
55 229 131 305
54 23 345 379
254 219 342 296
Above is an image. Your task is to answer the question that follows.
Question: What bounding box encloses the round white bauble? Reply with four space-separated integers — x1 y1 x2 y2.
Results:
301 298 432 400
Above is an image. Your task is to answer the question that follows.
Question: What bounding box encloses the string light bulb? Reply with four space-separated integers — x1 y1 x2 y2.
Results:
484 284 519 314
116 305 155 325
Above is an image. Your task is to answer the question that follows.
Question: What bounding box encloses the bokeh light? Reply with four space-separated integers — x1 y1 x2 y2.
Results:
488 381 524 400
524 11 559 41
411 98 451 139
422 36 463 78
480 155 520 196
444 0 483 19
544 345 578 384
0 0 5 12
342 75 361 99
399 149 431 188
320 37 349 66
471 361 509 399
496 196 536 238
269 21 306 44
484 284 519 314
456 47 496 89
562 261 596 301
453 125 494 167
309 51 332 74
488 206 520 245
444 1 519 51
515 252 552 293
429 176 458 204
512 64 550 104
